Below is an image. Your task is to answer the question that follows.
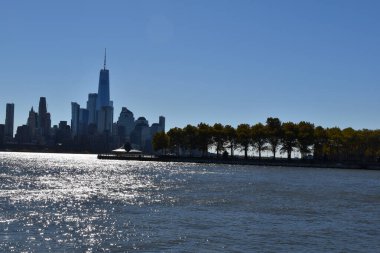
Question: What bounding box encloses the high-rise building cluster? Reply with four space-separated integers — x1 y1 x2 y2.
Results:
0 51 165 153
0 98 56 146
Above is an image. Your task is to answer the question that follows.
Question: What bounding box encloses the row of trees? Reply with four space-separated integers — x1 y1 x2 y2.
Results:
152 117 380 162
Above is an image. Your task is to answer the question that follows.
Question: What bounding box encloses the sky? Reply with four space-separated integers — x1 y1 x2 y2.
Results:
0 0 380 132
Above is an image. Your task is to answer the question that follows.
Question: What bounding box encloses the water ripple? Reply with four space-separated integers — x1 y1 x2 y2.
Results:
0 152 380 252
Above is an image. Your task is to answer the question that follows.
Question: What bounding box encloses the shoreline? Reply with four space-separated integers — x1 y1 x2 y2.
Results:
97 154 380 170
1 150 379 170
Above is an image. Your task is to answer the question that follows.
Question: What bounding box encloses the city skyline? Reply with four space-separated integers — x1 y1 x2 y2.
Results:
0 53 165 154
1 1 380 131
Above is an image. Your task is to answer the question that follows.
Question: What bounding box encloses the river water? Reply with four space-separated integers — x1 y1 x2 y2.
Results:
0 152 379 252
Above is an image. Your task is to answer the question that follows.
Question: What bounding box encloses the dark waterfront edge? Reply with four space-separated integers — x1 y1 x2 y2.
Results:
1 149 378 170
97 154 380 170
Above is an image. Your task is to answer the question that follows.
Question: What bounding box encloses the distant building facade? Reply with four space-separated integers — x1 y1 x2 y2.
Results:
27 107 38 140
38 97 51 138
96 50 113 134
71 102 80 137
0 124 5 145
117 107 135 142
87 93 98 125
15 125 31 144
5 103 14 140
120 114 165 153
97 106 113 134
79 108 89 136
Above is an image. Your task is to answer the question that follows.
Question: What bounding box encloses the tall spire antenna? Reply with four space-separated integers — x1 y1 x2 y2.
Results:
104 48 107 70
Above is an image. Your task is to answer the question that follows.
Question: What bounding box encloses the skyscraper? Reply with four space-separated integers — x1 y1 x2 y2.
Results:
71 102 80 137
27 107 38 139
0 124 5 145
97 106 113 134
96 49 111 111
79 108 89 136
87 93 98 125
117 107 135 141
5 103 14 139
96 49 114 134
38 97 50 137
159 116 165 132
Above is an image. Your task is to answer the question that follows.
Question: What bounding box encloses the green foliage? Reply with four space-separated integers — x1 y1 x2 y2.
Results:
212 123 226 157
167 127 184 155
224 125 237 157
341 127 358 161
297 121 315 158
313 126 327 160
326 127 342 160
183 124 199 156
280 122 298 159
198 123 213 157
162 118 380 163
152 132 170 154
236 124 251 159
251 123 267 159
266 117 282 159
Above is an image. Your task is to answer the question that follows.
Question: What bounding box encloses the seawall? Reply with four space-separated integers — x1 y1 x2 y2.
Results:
97 154 380 170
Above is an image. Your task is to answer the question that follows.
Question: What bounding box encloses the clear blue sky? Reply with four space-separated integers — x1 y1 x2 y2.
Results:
1 0 379 131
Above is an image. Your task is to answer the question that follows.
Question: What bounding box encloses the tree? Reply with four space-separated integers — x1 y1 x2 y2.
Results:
266 117 282 159
212 123 226 157
361 129 380 162
280 122 298 160
326 127 342 161
197 123 213 157
341 127 358 161
183 124 199 156
224 125 237 157
251 123 267 159
167 127 184 156
236 124 251 159
297 121 314 158
313 126 327 160
152 132 170 155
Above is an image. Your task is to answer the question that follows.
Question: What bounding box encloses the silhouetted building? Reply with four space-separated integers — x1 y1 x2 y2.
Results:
27 107 38 140
97 106 113 134
130 117 151 151
71 102 80 137
0 124 4 145
96 49 114 134
56 121 71 145
150 116 165 152
46 113 51 134
38 97 51 138
59 121 68 130
15 125 31 144
5 103 14 140
159 116 165 132
117 107 135 142
96 49 111 111
79 108 89 136
150 123 161 137
87 93 98 125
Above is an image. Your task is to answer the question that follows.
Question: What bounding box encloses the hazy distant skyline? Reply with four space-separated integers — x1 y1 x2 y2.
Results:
1 0 380 131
